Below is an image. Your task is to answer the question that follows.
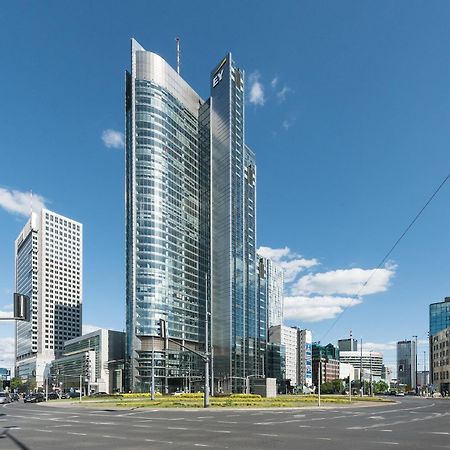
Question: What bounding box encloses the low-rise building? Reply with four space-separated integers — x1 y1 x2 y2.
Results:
49 329 125 394
312 343 340 387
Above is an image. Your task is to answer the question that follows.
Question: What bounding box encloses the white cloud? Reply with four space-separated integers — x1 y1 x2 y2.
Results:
257 246 290 261
282 119 293 130
277 86 292 102
257 246 319 283
0 337 15 372
363 341 397 352
271 76 279 88
284 295 362 322
248 72 265 106
0 304 13 318
292 265 396 296
259 246 397 323
82 324 102 335
0 188 46 217
101 129 124 149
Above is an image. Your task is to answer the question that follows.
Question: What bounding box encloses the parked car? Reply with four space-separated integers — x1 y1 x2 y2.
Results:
395 392 405 397
64 391 83 399
0 392 12 404
91 392 109 397
24 393 46 403
47 392 60 400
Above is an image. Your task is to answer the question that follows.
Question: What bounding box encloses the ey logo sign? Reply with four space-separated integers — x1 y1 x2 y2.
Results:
212 58 227 88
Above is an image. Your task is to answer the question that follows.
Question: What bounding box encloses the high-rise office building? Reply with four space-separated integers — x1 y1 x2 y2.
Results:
125 40 262 393
15 209 82 386
397 340 417 388
430 297 450 336
268 325 298 386
257 255 284 328
125 39 208 392
209 54 260 393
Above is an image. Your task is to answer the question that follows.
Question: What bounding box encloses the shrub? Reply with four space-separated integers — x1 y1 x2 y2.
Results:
229 394 262 399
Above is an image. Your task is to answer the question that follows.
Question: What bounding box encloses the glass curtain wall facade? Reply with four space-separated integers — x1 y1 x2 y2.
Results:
430 297 450 336
125 42 262 393
125 39 208 392
15 215 38 376
210 54 260 393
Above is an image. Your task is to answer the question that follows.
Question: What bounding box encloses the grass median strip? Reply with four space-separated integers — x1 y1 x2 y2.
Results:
61 393 392 409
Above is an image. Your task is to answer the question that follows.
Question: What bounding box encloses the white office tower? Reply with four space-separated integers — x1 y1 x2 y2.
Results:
15 209 83 387
269 325 298 386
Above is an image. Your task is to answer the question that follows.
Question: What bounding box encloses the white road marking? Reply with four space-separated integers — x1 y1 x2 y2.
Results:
428 432 450 435
68 432 87 436
217 420 237 424
194 445 209 447
52 424 72 428
89 422 116 425
102 435 127 439
257 433 279 437
133 424 153 428
167 426 188 430
374 442 399 445
210 430 231 433
380 429 393 432
317 438 332 441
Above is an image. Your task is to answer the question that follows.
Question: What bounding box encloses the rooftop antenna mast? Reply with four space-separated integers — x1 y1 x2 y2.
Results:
176 37 180 75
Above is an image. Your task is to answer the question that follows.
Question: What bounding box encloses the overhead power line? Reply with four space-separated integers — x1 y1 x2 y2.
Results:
321 170 450 341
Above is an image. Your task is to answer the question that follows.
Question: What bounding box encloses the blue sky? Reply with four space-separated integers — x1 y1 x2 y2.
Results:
1 1 449 373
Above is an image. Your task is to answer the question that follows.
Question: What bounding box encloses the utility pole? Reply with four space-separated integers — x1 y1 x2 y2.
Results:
151 336 155 400
318 348 321 407
204 273 210 408
79 375 82 402
369 350 373 396
360 338 363 396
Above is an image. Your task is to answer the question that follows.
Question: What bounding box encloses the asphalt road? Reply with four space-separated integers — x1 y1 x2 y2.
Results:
1 397 449 449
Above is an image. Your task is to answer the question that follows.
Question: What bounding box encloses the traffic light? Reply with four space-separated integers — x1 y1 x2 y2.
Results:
13 293 30 321
157 318 167 339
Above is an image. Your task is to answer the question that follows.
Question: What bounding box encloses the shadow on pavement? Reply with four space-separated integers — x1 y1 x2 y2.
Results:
1 429 31 450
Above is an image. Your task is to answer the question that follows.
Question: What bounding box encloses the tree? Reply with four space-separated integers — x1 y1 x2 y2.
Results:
10 377 23 391
373 380 389 394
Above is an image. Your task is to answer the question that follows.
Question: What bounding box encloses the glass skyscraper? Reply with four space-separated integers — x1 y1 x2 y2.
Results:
397 340 417 388
125 41 264 393
125 39 208 392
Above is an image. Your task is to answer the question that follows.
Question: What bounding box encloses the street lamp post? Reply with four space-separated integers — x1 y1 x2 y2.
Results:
413 335 418 394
